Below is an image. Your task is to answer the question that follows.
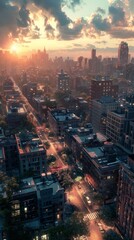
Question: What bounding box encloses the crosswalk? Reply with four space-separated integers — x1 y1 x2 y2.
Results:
87 211 99 220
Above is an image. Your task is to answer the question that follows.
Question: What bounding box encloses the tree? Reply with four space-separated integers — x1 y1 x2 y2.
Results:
46 212 89 240
103 229 122 240
47 154 56 164
91 192 104 205
44 141 50 149
99 204 117 226
0 172 19 199
62 147 72 155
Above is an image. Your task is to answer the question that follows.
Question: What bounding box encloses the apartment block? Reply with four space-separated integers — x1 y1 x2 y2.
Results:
48 108 80 136
106 108 125 143
15 131 47 176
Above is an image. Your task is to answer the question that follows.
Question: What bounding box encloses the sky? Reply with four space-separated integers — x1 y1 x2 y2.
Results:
0 0 134 58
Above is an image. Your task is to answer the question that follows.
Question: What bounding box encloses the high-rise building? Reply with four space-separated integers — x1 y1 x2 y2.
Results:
91 49 96 59
118 41 129 66
57 69 70 92
117 155 134 240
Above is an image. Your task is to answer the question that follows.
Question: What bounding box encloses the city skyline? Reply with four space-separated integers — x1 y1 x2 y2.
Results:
0 0 134 58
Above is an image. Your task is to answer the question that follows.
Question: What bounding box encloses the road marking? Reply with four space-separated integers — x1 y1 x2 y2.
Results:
87 211 99 220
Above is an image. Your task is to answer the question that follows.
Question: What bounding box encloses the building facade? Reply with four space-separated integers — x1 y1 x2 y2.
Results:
106 108 125 143
57 70 70 92
15 131 47 176
117 155 134 240
92 96 118 134
11 174 65 228
90 76 118 101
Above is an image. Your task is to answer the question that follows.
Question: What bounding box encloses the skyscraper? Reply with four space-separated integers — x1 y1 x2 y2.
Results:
91 49 96 59
118 41 129 66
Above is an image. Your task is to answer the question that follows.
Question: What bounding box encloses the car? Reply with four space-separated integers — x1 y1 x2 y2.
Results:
84 195 92 205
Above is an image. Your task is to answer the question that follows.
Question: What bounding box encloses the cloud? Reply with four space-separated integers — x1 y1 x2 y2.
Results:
109 5 126 25
64 0 82 9
17 5 31 27
91 14 111 31
0 0 133 49
0 0 19 47
110 28 134 38
58 22 83 40
45 24 55 39
97 8 105 15
95 40 107 44
73 43 82 47
32 0 71 26
109 0 134 13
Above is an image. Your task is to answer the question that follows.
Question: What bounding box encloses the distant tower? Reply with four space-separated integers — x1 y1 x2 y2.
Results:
91 49 96 59
118 42 129 66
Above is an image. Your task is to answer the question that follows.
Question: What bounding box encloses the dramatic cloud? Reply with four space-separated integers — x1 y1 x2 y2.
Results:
58 19 84 40
110 28 134 38
0 0 19 47
91 14 111 31
109 5 126 25
0 0 134 50
45 24 55 39
17 5 31 27
32 0 71 26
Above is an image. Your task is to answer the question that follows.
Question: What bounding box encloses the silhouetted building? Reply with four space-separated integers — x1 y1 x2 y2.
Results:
118 41 129 66
91 49 96 59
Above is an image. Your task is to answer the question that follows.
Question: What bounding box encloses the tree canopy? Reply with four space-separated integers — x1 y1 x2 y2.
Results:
99 204 117 226
103 229 122 240
46 212 89 240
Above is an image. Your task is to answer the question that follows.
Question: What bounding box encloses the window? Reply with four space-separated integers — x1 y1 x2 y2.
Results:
12 210 20 217
12 203 20 210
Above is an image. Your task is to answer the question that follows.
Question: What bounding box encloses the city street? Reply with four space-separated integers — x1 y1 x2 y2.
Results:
67 183 103 240
13 79 104 240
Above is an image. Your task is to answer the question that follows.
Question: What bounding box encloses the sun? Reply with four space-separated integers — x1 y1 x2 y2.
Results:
10 44 20 53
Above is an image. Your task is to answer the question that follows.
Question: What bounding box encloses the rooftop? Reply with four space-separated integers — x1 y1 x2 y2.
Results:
16 131 45 154
84 143 126 168
14 174 63 196
52 109 80 122
98 96 116 104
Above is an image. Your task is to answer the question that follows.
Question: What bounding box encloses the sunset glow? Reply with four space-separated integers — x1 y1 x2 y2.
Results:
10 44 20 54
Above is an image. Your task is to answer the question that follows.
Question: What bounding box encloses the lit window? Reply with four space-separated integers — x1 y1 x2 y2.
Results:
24 207 27 213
